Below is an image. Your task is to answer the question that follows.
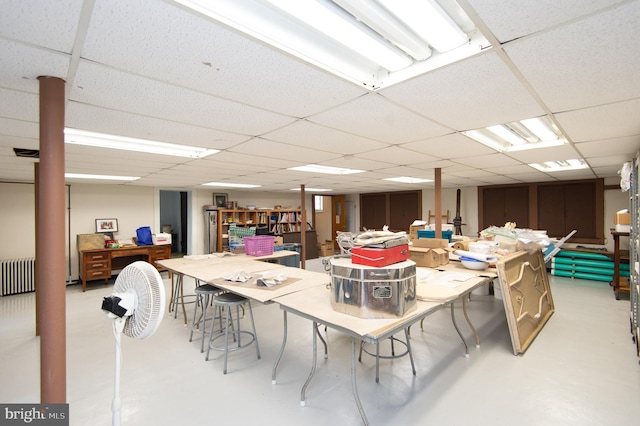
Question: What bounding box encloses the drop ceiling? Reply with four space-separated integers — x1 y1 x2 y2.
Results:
0 0 639 194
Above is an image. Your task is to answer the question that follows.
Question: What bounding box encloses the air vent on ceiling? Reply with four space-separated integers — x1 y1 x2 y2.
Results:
13 148 39 158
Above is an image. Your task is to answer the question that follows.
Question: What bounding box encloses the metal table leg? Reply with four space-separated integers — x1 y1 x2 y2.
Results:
272 311 288 384
301 321 319 406
351 338 369 425
462 296 480 348
450 302 469 358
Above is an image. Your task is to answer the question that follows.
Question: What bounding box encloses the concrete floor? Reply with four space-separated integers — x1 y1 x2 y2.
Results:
1 258 639 425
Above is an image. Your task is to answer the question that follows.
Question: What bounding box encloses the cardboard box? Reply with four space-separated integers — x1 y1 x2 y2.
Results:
318 240 334 257
614 210 630 232
351 244 409 267
614 211 630 225
274 236 283 246
409 238 450 267
409 225 425 240
152 232 172 245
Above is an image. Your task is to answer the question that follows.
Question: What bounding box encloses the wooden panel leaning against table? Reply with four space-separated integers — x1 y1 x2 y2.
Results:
78 244 171 292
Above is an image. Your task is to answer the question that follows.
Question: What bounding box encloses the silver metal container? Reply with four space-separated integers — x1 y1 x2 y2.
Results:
329 258 417 319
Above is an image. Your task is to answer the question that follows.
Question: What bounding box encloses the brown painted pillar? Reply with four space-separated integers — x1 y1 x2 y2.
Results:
300 184 306 269
35 163 40 336
435 168 442 239
37 76 66 403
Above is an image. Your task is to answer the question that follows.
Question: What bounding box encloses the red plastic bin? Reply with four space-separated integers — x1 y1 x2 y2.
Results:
244 235 275 256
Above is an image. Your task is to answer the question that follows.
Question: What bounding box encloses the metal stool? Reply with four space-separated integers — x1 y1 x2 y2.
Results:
189 284 224 353
206 293 260 374
359 328 416 383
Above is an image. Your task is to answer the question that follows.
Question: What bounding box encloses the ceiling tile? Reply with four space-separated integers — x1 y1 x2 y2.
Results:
309 93 451 143
379 52 544 130
466 0 625 42
505 1 640 112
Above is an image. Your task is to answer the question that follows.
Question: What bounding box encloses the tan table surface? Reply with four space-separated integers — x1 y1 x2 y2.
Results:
156 254 328 304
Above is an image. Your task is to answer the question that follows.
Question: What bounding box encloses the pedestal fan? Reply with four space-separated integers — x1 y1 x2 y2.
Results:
101 261 166 426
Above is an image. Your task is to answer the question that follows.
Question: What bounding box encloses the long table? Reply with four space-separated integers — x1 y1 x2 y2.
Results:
274 262 496 425
157 254 497 425
157 250 306 323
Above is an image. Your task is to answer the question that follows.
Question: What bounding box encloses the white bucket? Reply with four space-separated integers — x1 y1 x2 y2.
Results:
472 283 490 296
492 279 503 300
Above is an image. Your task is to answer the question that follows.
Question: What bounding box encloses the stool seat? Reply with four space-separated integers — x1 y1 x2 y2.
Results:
206 293 260 374
189 284 224 353
212 292 246 306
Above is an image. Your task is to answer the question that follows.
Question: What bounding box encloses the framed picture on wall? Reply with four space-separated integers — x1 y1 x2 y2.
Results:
95 218 118 233
213 193 228 208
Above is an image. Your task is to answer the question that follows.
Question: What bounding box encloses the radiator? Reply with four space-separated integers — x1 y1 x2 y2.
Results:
1 258 36 296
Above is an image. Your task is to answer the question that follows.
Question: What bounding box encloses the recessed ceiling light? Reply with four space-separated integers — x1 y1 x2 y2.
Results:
202 182 261 188
383 177 432 183
64 128 219 158
290 187 333 192
65 173 140 181
288 164 364 175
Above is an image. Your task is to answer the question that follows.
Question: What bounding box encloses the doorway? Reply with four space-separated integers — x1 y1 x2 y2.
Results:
159 190 188 254
312 194 348 252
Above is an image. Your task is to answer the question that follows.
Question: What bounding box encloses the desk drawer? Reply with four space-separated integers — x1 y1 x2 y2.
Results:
85 268 110 280
112 248 147 257
148 246 171 257
85 252 109 262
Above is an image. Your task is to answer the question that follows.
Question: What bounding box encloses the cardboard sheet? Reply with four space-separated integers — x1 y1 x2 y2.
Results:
496 250 554 355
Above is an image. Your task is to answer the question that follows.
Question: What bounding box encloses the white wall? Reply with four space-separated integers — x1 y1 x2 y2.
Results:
0 179 630 283
0 182 36 259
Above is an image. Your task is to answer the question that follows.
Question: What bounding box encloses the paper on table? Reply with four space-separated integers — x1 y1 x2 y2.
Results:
417 270 475 288
224 270 253 282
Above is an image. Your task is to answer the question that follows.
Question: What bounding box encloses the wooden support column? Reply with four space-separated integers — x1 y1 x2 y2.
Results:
35 163 40 337
435 168 442 239
37 76 66 403
300 184 306 269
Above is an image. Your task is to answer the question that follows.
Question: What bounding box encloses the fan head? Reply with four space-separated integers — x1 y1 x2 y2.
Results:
113 261 166 339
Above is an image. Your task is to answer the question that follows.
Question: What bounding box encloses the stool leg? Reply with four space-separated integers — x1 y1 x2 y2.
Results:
247 301 260 360
223 305 232 374
189 293 202 343
200 293 210 353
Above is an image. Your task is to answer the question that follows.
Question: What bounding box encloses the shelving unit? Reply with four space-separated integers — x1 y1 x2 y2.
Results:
216 209 302 252
630 153 639 360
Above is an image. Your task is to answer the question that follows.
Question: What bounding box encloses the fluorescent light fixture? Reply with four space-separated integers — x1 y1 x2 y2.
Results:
64 128 219 158
520 117 558 142
65 173 140 181
202 182 261 188
173 0 487 90
378 0 468 52
290 187 333 192
486 125 525 146
463 116 567 152
288 164 365 175
264 0 411 72
529 159 589 172
384 177 433 184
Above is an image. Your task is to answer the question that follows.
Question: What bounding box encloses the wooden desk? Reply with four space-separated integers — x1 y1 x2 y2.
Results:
611 230 630 299
79 244 171 291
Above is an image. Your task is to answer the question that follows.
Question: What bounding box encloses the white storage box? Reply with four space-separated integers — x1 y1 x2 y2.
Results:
152 232 172 245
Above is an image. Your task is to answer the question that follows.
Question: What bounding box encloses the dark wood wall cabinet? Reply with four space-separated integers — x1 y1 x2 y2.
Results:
360 190 421 232
478 178 604 244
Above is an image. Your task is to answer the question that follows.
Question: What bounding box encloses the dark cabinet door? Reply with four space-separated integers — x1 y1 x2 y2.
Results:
361 191 421 232
481 186 529 229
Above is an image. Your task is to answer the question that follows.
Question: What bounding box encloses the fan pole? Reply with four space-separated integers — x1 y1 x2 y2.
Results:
112 318 126 426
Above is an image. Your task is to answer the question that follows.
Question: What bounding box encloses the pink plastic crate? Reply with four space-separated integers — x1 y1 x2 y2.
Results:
244 235 275 256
